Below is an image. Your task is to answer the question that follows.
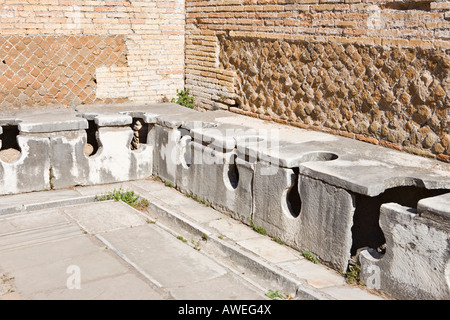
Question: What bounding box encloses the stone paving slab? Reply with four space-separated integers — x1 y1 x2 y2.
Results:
236 237 302 264
9 249 128 296
278 260 346 289
208 217 261 242
30 273 163 300
0 205 157 300
63 201 147 234
0 192 268 300
0 233 99 271
0 179 387 300
120 179 387 300
169 273 266 300
0 189 95 215
0 208 70 235
100 224 228 288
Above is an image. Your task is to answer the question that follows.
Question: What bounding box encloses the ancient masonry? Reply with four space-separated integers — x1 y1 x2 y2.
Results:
0 0 185 110
0 0 448 161
0 0 450 300
185 0 450 162
0 103 449 300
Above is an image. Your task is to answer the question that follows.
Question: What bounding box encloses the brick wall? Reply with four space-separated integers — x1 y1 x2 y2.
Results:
0 0 185 111
185 0 450 162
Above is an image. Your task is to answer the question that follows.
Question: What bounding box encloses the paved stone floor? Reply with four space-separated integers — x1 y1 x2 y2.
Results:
0 179 388 300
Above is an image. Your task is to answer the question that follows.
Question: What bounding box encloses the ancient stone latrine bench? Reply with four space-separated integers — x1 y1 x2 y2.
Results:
0 103 449 300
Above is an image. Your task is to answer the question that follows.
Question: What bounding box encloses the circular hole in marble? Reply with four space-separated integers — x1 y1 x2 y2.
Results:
300 151 338 162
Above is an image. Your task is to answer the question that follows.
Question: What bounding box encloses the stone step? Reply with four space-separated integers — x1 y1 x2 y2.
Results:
73 179 387 300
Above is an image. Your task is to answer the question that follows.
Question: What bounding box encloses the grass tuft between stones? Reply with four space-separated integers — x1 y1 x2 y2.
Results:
96 188 149 210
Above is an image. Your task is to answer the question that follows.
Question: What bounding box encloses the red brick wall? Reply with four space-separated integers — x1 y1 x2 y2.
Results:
0 0 185 112
185 0 450 161
0 35 127 109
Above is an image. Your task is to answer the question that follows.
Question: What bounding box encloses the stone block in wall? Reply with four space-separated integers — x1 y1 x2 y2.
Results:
77 103 221 188
0 109 88 194
23 109 153 187
190 122 277 221
49 130 90 189
177 122 261 224
0 133 51 195
77 111 154 186
152 124 185 185
359 196 450 300
252 162 299 239
296 175 356 274
240 124 450 275
253 163 355 274
0 109 155 192
95 66 130 99
177 141 254 225
86 125 153 185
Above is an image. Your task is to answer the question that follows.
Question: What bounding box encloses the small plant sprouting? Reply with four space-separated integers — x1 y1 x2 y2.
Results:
96 188 149 210
272 237 285 245
302 251 319 264
191 239 201 251
152 175 163 182
186 192 196 201
345 263 364 286
252 225 267 235
49 166 55 190
185 192 210 207
249 219 266 235
177 236 187 243
164 181 173 187
249 218 267 236
201 233 208 241
265 289 284 300
171 88 195 109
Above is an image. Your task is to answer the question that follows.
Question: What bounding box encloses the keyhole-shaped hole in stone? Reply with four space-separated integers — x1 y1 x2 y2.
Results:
131 118 149 150
287 168 301 218
227 154 239 189
85 120 99 157
0 125 21 163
